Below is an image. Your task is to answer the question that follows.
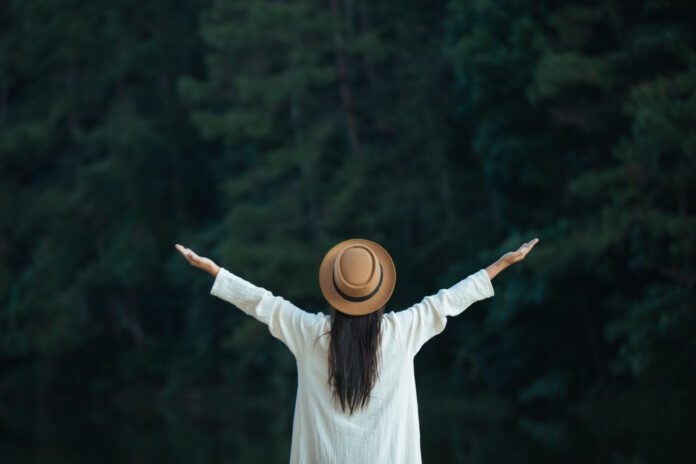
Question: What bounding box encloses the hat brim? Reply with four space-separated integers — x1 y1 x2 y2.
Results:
319 238 396 316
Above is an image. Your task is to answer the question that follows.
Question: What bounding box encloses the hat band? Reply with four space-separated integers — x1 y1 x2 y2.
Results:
333 263 384 302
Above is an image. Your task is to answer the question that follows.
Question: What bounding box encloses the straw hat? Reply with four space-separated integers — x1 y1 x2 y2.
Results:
319 238 396 316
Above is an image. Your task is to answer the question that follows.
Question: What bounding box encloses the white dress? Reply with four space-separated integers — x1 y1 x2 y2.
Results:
210 266 495 464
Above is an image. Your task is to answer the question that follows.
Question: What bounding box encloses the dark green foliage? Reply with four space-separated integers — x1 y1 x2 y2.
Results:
1 0 694 414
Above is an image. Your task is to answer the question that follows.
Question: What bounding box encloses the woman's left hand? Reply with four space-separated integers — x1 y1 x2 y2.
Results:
175 244 220 277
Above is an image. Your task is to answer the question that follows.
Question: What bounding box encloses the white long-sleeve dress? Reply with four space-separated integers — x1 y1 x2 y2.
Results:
210 266 495 464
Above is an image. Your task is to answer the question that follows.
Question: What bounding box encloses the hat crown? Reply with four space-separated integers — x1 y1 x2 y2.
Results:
334 245 381 298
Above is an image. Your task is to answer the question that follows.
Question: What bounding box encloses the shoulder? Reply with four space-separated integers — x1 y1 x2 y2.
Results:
301 312 332 352
381 310 406 336
304 311 331 334
380 310 411 355
382 310 400 324
382 308 415 325
314 311 331 326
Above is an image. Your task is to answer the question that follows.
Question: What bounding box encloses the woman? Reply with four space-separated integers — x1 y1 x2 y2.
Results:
175 237 539 463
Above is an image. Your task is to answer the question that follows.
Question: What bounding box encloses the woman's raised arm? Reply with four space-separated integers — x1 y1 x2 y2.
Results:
175 243 321 357
392 237 540 357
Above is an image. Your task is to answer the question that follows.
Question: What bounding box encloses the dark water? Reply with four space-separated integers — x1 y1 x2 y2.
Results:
1 394 693 463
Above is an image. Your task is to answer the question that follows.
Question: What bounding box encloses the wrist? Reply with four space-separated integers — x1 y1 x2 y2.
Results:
486 258 506 280
208 263 221 277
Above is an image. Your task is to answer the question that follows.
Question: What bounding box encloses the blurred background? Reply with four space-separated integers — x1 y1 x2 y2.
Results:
1 0 695 462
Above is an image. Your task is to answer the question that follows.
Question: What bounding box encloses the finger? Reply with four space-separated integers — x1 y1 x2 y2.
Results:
521 238 537 248
520 239 539 257
176 245 193 261
187 249 204 265
183 248 198 263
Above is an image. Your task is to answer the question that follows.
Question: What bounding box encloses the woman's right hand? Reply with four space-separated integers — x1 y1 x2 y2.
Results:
485 238 539 280
175 244 220 277
500 238 539 266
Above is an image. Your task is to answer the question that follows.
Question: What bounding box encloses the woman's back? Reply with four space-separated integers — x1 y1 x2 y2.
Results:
209 266 494 464
292 312 420 463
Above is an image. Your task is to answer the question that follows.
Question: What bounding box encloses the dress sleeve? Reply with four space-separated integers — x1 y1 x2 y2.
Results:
209 267 321 357
394 268 494 357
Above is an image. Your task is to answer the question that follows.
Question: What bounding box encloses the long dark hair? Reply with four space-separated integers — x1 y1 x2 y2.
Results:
327 306 384 415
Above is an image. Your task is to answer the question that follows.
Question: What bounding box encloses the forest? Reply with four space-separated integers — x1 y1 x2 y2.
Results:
1 0 695 462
